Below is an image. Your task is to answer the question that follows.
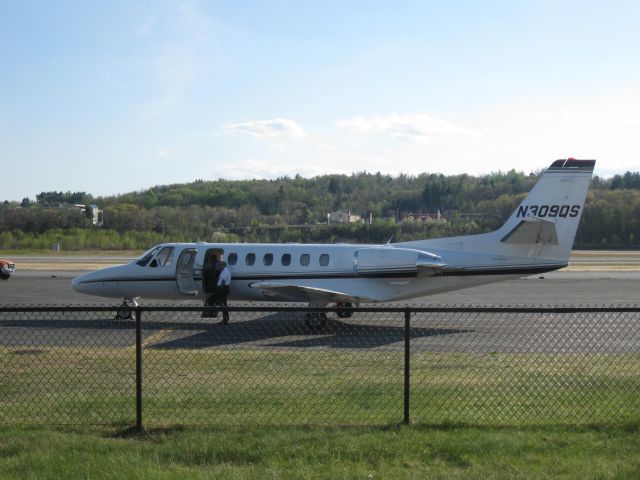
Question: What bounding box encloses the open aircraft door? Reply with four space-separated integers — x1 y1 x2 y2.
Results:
176 248 199 296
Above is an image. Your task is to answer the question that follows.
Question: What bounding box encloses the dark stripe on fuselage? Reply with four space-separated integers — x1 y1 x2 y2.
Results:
78 277 176 284
77 264 565 284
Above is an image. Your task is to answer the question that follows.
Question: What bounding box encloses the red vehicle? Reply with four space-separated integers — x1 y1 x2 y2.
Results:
0 259 16 280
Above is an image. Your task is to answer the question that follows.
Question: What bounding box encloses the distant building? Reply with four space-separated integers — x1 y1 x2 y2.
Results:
402 210 443 223
74 204 104 227
328 210 362 224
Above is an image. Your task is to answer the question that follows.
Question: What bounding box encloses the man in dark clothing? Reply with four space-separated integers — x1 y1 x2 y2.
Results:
202 254 220 317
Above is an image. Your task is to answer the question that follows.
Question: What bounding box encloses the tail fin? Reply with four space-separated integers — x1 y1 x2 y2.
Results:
496 158 595 260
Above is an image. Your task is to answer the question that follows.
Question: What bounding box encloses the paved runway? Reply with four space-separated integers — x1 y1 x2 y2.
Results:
0 269 639 352
1 268 639 305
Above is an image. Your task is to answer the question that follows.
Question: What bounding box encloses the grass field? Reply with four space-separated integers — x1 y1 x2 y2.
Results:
2 347 640 428
2 293 640 477
1 423 640 479
1 346 639 477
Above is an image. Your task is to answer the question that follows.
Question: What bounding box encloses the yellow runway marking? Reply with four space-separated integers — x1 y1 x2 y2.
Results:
141 329 177 348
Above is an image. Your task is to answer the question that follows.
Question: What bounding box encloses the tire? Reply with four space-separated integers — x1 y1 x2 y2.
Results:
336 302 354 318
0 273 10 280
115 307 133 320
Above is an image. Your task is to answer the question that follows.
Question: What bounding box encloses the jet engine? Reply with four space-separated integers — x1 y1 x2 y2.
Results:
353 247 446 276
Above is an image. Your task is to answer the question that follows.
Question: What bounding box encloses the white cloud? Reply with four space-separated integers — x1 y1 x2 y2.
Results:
450 88 640 175
214 158 346 180
221 118 307 139
317 143 336 151
321 90 640 177
336 113 479 141
208 89 640 184
157 149 169 157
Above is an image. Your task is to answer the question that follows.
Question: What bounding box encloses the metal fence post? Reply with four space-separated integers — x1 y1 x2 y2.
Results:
135 307 143 431
403 308 411 425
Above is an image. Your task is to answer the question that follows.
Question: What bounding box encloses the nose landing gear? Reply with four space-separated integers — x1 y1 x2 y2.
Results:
115 298 138 320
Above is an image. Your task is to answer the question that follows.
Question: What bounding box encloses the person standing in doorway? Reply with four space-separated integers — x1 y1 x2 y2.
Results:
202 253 219 317
216 261 232 324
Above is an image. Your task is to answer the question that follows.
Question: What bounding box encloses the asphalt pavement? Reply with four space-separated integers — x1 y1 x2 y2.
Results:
0 269 639 352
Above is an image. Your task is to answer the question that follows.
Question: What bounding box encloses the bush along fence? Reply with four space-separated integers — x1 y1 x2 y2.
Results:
1 305 640 429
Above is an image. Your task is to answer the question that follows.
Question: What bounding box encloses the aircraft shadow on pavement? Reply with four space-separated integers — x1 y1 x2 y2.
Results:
147 313 469 350
0 313 468 350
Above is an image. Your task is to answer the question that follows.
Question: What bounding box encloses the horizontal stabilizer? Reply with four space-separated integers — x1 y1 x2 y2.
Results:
249 282 362 303
500 217 559 245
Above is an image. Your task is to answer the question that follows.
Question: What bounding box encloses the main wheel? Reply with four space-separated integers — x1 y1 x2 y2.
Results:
305 312 327 328
336 302 354 318
0 273 10 280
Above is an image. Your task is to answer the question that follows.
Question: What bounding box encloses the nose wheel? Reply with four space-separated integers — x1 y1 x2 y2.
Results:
115 298 138 320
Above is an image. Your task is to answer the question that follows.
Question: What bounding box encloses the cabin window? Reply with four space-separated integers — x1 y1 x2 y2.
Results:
300 254 310 266
281 253 291 266
319 254 330 266
245 253 256 266
263 253 273 266
156 247 174 267
228 253 237 265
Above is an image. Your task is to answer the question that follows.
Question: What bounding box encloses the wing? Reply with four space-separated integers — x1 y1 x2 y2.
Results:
249 281 363 303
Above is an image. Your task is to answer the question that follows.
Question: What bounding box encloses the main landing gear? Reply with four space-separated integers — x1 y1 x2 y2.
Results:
304 302 356 328
115 298 138 320
335 302 354 319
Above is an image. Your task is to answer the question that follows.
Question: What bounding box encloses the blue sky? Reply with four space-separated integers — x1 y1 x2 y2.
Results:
2 1 640 200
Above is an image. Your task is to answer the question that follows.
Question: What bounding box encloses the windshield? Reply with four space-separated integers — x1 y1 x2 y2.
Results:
135 246 161 267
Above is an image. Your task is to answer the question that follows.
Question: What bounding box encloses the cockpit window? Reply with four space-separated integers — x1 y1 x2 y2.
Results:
156 247 174 267
135 245 174 267
136 246 161 267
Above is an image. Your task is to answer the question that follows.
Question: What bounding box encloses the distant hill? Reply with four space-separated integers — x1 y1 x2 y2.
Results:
1 170 640 250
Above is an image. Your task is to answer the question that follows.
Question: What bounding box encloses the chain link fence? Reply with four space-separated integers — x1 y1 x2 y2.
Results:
1 305 639 427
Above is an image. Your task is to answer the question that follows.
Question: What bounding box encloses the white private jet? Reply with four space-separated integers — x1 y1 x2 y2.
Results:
72 159 595 325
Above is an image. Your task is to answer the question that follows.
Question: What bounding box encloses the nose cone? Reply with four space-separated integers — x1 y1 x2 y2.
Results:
71 265 128 298
71 271 95 295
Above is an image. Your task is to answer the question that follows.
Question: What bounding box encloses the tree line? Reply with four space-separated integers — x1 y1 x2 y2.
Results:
1 169 639 250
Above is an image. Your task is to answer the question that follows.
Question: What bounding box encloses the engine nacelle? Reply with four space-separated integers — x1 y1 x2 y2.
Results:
354 247 445 276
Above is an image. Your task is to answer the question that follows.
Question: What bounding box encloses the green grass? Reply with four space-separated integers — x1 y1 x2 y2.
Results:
1 424 640 479
2 347 640 427
2 347 640 477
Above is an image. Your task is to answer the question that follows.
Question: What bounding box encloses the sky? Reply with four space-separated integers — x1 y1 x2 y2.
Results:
2 0 640 201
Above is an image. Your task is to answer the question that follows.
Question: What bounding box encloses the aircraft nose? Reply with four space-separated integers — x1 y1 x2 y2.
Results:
71 272 92 294
70 264 130 298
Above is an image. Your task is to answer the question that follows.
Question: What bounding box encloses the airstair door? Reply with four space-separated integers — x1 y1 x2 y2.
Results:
176 248 199 296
